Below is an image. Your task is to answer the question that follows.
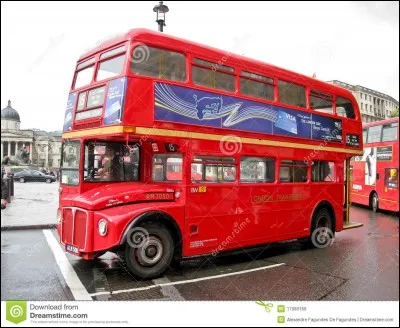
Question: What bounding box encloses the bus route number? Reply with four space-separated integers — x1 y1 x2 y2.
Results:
165 143 179 152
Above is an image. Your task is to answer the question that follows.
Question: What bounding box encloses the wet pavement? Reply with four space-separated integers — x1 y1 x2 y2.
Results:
1 205 398 301
1 230 73 301
1 182 58 229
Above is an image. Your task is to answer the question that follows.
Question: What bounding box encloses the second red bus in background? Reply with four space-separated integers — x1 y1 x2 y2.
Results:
351 118 399 212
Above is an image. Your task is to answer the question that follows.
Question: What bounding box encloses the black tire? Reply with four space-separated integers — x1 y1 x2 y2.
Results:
307 208 334 248
123 223 174 279
46 178 52 184
19 177 25 183
370 192 379 213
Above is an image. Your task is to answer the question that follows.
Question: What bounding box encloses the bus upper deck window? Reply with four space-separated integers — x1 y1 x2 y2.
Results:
336 97 356 119
310 90 334 115
382 122 398 142
74 65 95 89
96 55 125 81
192 58 235 93
131 46 186 82
278 80 306 108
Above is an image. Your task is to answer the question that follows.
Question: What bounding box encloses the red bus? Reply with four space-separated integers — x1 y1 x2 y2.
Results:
351 118 399 212
58 28 363 279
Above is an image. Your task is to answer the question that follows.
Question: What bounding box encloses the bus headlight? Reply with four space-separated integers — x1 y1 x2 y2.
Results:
98 219 108 236
175 191 181 199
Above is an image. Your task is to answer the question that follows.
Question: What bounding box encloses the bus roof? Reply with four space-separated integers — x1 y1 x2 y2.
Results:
77 28 354 100
363 117 399 128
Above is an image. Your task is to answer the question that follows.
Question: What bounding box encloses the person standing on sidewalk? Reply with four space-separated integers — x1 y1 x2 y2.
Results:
1 170 8 210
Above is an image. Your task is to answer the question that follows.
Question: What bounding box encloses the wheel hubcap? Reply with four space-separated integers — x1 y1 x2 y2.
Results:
316 217 329 242
136 236 163 267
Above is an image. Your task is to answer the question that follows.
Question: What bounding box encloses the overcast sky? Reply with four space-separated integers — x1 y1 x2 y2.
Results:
1 1 398 131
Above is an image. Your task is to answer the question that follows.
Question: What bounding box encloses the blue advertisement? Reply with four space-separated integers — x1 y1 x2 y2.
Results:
63 92 76 132
155 83 343 142
103 77 127 125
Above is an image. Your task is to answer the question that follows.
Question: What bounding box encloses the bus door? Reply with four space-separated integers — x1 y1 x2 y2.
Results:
343 157 363 229
344 158 351 225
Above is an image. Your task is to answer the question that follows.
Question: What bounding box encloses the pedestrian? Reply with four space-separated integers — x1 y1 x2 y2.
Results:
1 171 8 210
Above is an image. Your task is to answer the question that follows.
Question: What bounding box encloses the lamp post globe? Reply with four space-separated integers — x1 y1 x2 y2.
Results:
153 1 169 32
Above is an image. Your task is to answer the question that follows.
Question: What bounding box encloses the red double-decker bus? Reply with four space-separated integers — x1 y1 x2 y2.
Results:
58 28 363 279
351 118 399 212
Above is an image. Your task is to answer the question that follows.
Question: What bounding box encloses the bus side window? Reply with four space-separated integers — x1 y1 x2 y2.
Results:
385 168 398 189
278 80 306 108
336 97 356 119
191 156 236 182
309 90 334 115
131 46 186 82
152 154 183 182
312 161 335 182
279 160 308 183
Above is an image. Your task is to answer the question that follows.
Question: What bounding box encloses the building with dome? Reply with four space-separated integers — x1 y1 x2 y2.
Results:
1 100 62 168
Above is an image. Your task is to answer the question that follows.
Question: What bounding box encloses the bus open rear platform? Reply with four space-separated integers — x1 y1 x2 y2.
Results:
343 222 364 230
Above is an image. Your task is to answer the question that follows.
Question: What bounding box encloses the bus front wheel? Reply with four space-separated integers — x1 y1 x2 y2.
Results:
370 192 379 213
123 223 174 279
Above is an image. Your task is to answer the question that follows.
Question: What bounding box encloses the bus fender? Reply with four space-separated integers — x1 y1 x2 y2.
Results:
119 210 182 246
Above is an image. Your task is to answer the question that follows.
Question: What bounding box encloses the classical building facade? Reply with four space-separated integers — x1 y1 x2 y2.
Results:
328 80 399 123
1 100 62 168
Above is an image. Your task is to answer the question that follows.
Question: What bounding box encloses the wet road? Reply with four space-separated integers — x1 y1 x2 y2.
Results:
1 230 74 301
1 205 398 301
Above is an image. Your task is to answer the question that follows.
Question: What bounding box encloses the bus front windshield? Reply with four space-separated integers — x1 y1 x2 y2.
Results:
84 141 140 182
61 140 81 185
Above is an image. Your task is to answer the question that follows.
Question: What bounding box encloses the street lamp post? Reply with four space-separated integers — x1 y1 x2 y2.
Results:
153 1 169 32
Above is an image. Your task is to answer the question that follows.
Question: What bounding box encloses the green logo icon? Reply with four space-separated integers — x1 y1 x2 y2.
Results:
256 301 274 312
278 316 285 324
278 304 285 313
6 301 27 324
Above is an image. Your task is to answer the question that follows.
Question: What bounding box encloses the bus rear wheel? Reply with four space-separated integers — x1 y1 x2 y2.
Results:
123 223 174 279
307 208 334 248
370 192 379 213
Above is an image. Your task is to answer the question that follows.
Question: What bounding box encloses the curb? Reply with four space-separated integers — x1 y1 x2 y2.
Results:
1 224 57 231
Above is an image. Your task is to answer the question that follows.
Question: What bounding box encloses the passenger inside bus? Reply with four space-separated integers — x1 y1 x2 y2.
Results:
98 145 122 181
85 142 140 182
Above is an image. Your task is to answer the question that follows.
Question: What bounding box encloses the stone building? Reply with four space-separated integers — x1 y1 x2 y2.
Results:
328 80 399 123
1 100 62 168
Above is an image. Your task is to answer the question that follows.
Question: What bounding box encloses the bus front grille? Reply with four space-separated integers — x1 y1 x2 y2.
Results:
61 207 88 251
